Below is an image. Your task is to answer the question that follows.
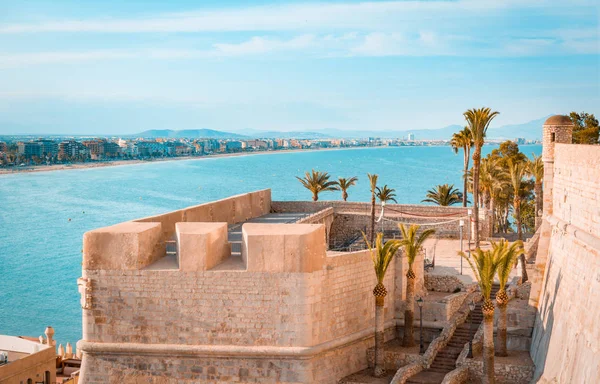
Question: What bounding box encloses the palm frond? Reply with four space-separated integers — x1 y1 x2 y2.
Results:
495 240 524 289
376 185 397 203
398 224 436 266
421 183 463 206
368 173 379 193
363 232 402 283
459 245 504 300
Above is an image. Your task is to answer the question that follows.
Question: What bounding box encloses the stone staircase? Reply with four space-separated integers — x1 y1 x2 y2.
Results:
406 284 500 384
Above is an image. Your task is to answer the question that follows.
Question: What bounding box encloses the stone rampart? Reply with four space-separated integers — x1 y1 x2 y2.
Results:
79 195 398 384
531 143 600 383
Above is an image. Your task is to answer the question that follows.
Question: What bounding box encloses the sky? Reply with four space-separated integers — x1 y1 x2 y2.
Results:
0 0 598 135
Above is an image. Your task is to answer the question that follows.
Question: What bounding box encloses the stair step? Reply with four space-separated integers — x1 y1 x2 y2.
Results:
429 367 453 373
432 359 456 365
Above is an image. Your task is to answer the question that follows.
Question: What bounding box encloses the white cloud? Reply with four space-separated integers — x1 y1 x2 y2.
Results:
213 34 316 56
0 1 595 34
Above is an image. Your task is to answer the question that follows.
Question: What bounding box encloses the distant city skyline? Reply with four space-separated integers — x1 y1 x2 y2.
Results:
0 0 598 135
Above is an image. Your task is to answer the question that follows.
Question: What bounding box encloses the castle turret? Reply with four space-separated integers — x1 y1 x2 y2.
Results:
542 115 573 217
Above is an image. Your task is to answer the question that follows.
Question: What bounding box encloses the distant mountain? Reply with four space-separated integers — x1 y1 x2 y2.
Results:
132 129 247 139
318 125 463 140
487 116 551 141
315 117 551 141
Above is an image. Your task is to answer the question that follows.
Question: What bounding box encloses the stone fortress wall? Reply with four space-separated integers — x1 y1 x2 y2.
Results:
78 186 488 383
530 141 600 383
78 190 404 383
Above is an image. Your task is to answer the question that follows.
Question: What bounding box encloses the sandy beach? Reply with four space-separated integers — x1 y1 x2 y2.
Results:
0 146 386 175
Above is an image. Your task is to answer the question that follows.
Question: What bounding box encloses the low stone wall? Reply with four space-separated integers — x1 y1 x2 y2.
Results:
272 201 476 245
367 327 441 370
462 359 534 384
425 274 465 293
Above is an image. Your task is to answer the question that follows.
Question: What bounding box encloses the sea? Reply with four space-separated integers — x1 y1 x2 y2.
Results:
0 144 541 346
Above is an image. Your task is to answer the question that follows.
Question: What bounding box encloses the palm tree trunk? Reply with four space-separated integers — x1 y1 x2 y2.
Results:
519 253 528 283
514 198 522 241
370 193 376 244
463 150 469 207
374 296 385 377
313 192 318 202
534 181 542 230
403 272 416 347
472 148 481 247
496 303 507 357
490 198 496 234
483 312 495 384
343 191 348 201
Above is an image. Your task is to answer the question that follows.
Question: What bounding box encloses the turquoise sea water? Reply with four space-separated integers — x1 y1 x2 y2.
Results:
0 145 541 345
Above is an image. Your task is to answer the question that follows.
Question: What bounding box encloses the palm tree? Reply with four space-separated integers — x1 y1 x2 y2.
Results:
422 184 463 206
507 159 528 282
364 232 402 377
368 173 379 244
451 127 474 207
494 240 524 357
295 170 338 201
527 154 544 230
399 224 436 347
460 246 503 384
464 107 500 247
479 157 509 233
335 177 358 201
376 185 397 204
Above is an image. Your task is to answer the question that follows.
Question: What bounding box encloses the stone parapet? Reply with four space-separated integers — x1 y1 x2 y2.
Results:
243 223 326 273
83 221 163 270
176 222 230 271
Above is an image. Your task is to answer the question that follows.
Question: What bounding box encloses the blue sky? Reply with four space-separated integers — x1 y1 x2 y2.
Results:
0 0 598 135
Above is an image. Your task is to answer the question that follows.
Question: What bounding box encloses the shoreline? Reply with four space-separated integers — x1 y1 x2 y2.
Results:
0 143 539 176
0 146 388 175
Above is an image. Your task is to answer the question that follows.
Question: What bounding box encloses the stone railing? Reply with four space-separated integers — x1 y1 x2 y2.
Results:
390 362 422 384
441 366 469 384
425 274 465 293
442 292 469 319
296 206 334 224
390 290 478 383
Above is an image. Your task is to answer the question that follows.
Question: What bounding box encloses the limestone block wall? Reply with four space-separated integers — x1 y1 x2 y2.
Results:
552 144 600 237
531 143 600 383
309 250 395 345
82 269 314 347
80 239 397 383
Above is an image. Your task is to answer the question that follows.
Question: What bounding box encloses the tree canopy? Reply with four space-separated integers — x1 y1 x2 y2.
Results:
570 111 599 145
